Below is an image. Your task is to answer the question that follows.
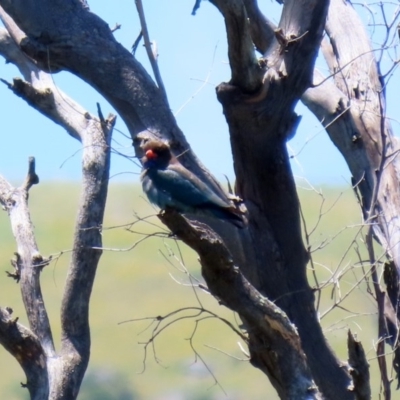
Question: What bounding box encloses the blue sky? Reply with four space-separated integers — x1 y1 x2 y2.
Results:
0 1 398 186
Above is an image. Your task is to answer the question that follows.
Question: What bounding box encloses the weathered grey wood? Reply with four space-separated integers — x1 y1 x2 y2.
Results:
160 210 322 400
304 0 400 278
211 1 354 399
0 8 115 396
302 2 400 393
0 307 49 400
55 114 114 399
347 330 371 400
209 0 263 92
0 136 113 400
0 0 351 399
0 164 52 400
3 0 397 399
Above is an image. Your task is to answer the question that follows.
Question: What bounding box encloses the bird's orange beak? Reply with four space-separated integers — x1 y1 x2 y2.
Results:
145 149 157 160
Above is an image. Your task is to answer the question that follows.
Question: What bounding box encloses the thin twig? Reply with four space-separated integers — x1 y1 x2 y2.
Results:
135 0 169 105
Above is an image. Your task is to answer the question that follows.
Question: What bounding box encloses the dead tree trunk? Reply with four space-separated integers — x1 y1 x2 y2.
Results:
1 0 398 399
0 12 115 397
302 1 400 395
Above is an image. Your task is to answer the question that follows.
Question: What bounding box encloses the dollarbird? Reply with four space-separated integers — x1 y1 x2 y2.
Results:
140 140 244 227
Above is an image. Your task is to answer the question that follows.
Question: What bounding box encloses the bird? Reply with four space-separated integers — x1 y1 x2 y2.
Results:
140 140 244 228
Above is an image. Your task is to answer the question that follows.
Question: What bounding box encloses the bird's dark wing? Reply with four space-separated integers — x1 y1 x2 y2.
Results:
148 165 233 210
141 172 174 209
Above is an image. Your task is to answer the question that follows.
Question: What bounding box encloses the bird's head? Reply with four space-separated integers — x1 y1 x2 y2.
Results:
141 140 172 169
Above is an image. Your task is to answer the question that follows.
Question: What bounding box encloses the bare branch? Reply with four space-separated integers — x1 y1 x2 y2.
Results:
135 0 169 106
0 159 54 357
2 1 393 398
0 307 49 399
187 317 227 395
0 5 117 396
159 209 322 400
0 24 88 142
22 157 39 190
211 1 354 398
0 0 240 242
243 0 277 54
303 3 400 393
347 330 371 400
366 227 391 400
209 0 262 92
58 112 114 396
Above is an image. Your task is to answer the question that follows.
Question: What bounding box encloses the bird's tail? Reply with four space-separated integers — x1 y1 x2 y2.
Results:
205 205 247 229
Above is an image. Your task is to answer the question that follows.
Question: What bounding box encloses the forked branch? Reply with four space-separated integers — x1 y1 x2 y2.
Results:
159 209 321 399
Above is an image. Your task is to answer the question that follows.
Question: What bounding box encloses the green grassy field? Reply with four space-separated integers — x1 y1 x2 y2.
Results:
0 182 383 399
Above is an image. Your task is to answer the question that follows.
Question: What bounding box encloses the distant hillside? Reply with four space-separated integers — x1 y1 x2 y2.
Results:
0 182 379 399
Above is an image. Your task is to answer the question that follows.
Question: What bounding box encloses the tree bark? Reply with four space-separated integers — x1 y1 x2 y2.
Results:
0 0 349 398
302 0 400 393
304 0 400 274
211 1 353 399
0 10 115 396
160 210 322 399
2 0 396 399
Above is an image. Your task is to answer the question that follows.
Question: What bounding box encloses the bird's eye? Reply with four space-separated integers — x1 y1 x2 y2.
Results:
145 149 157 160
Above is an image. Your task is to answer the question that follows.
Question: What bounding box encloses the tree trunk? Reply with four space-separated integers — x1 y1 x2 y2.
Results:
2 0 398 399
